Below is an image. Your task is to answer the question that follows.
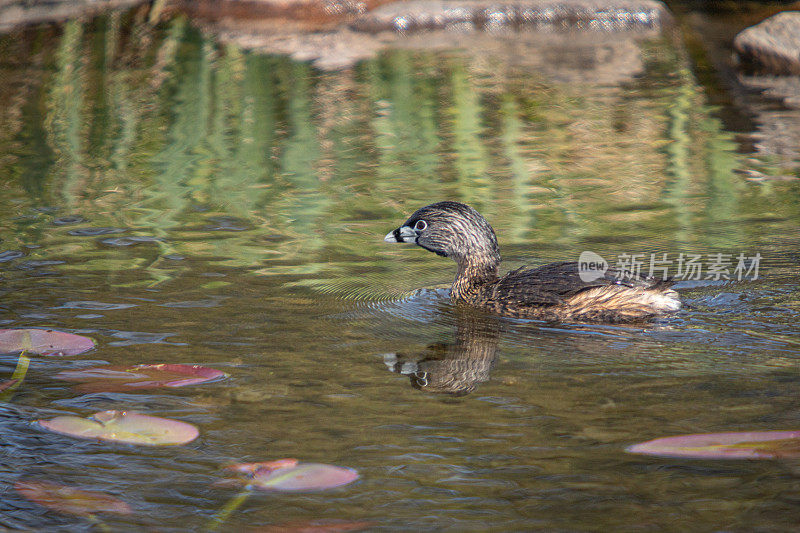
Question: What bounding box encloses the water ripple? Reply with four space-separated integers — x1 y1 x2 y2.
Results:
16 260 66 270
55 301 137 310
106 331 185 346
203 216 251 231
100 236 161 246
67 227 127 236
0 250 24 262
52 215 87 225
160 299 223 308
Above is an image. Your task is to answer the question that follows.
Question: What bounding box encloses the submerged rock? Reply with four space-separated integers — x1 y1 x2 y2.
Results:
215 24 660 75
1 0 675 73
734 11 800 75
207 0 673 71
176 0 393 31
352 0 671 33
0 0 144 33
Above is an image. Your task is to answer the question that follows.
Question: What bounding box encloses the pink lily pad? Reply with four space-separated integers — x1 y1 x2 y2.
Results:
0 329 95 356
224 458 299 475
224 459 359 492
37 410 199 446
626 430 800 459
54 363 226 392
15 480 132 516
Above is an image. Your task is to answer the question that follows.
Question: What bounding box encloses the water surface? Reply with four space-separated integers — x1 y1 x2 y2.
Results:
1 12 800 531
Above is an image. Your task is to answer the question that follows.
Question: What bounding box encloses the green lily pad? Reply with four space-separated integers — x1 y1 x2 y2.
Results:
54 363 226 393
0 329 95 356
626 430 800 459
15 479 132 516
37 410 199 446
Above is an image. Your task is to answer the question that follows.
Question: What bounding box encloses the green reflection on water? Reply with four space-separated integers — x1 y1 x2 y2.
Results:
0 15 798 289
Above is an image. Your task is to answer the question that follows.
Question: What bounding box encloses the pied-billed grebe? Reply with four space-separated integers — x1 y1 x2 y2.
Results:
384 201 680 322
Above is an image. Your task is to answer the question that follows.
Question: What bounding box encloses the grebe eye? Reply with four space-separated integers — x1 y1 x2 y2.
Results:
414 220 427 231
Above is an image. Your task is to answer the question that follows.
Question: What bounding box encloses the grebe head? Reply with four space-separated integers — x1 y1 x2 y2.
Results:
384 201 500 266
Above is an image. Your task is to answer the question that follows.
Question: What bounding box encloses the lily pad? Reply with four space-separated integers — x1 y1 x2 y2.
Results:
225 458 299 475
15 480 132 516
626 430 800 459
224 459 359 492
37 410 199 446
54 363 226 393
0 329 95 356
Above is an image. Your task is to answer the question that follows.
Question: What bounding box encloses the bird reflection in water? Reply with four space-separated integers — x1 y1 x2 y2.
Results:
383 307 501 396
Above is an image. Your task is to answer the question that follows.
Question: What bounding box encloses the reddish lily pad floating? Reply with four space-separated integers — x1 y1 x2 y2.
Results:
54 363 226 393
0 329 95 356
15 480 132 516
224 459 359 492
626 430 800 459
38 410 199 446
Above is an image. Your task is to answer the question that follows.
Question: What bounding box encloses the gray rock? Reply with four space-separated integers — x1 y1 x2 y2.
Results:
352 0 672 33
734 11 800 75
